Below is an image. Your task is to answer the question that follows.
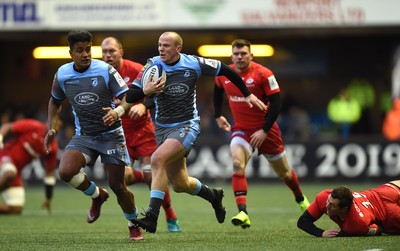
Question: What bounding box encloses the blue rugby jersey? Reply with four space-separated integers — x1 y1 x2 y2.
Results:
51 59 128 135
133 54 221 126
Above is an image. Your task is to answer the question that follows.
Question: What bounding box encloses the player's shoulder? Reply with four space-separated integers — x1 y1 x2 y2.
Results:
316 189 331 199
251 62 273 75
181 53 205 65
91 58 109 68
58 61 74 73
123 59 143 69
13 119 45 131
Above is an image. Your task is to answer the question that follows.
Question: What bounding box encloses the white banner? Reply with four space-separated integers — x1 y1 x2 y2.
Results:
0 0 399 30
168 0 400 27
0 0 166 30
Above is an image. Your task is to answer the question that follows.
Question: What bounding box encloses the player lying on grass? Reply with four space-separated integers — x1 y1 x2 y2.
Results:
297 180 400 237
0 118 58 214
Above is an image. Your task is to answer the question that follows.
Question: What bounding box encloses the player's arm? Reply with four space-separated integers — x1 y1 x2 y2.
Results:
218 63 251 97
297 210 325 237
44 97 62 153
364 223 383 236
126 84 146 104
262 92 281 133
142 97 155 110
213 83 224 118
0 122 13 149
103 93 132 126
218 63 266 111
213 83 231 132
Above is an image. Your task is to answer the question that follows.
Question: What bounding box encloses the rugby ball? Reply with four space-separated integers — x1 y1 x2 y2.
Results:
141 63 166 88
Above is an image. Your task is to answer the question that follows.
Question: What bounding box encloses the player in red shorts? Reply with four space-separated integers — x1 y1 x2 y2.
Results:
101 37 181 239
214 39 310 229
0 118 58 214
298 180 400 237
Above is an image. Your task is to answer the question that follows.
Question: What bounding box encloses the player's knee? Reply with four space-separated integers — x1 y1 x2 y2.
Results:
232 159 245 173
171 182 187 193
66 171 85 187
150 154 165 170
109 181 126 195
278 169 292 181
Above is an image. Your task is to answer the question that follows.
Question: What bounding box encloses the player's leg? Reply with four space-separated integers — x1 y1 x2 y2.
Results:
123 161 144 240
266 153 310 212
230 137 252 229
124 166 145 185
0 161 22 214
0 186 24 214
138 132 181 229
166 154 226 225
58 149 110 223
131 139 181 233
140 154 181 232
106 163 142 240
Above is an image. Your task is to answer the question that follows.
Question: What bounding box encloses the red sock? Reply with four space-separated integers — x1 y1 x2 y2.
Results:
162 187 177 220
132 169 145 183
232 173 247 206
284 169 304 200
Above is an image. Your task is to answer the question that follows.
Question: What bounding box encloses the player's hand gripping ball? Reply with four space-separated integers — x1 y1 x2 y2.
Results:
141 63 166 95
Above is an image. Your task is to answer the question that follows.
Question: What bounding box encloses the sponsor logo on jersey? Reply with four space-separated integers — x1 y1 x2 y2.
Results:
179 127 188 138
203 58 219 69
65 79 80 85
268 75 279 90
114 72 126 87
229 96 246 102
164 83 189 96
74 92 99 105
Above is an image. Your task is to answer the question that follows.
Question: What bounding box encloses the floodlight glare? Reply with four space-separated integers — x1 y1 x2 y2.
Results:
198 44 274 57
33 46 102 59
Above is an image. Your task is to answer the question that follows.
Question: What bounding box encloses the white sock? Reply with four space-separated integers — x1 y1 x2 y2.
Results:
91 187 100 199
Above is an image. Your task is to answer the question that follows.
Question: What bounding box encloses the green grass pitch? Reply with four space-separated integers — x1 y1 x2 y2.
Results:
0 181 398 251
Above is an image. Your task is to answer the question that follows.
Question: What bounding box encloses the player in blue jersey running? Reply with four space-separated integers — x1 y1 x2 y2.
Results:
44 29 142 241
103 31 267 234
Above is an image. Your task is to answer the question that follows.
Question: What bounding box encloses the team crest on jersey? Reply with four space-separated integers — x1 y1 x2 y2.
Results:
184 70 190 78
268 75 279 90
124 77 130 83
91 78 98 87
246 78 254 85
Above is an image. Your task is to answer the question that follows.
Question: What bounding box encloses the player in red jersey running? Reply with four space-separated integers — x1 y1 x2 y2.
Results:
298 180 400 237
0 118 58 214
214 39 310 229
101 37 181 240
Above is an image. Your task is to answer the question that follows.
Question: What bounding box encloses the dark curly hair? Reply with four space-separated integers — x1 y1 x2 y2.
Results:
331 186 353 209
67 29 92 49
